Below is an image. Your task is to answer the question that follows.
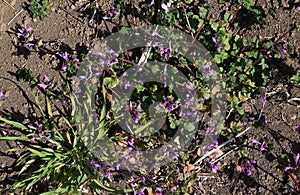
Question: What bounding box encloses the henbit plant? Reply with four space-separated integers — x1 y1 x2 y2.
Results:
28 0 51 20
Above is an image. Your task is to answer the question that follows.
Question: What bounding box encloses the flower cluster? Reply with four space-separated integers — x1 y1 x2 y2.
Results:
129 101 142 124
241 159 256 176
28 123 51 143
90 159 114 177
59 51 80 74
37 73 53 91
97 49 119 67
16 23 43 49
102 8 118 20
251 139 267 152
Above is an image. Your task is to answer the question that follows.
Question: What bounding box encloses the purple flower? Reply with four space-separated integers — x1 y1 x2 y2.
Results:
72 58 80 62
264 118 268 125
97 52 105 57
150 0 155 5
212 37 217 45
34 35 39 40
249 116 255 121
250 159 256 164
152 29 163 38
102 16 110 20
43 73 50 81
26 42 34 48
262 96 267 105
115 163 120 171
30 135 37 143
37 83 48 90
28 124 36 130
24 23 33 33
59 52 69 61
138 187 146 195
46 135 51 140
279 49 288 55
0 91 4 100
296 125 300 131
284 166 293 172
111 8 118 15
151 42 161 47
61 65 67 71
296 7 300 11
251 139 261 145
213 140 218 148
295 153 300 165
131 185 137 195
259 142 267 152
124 81 131 89
211 164 218 172
246 169 252 176
156 187 163 193
185 82 194 90
16 28 24 38
170 186 177 191
168 102 178 112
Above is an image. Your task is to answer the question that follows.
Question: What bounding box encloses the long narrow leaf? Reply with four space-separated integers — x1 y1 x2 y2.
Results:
0 118 28 130
0 136 28 141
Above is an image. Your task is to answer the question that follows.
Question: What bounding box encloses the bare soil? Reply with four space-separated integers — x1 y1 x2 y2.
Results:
0 0 299 194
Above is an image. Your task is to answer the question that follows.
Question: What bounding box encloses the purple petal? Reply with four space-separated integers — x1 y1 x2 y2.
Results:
37 83 48 90
212 37 217 45
138 187 146 195
249 116 255 121
30 136 37 143
72 58 79 62
295 153 300 165
250 159 256 164
102 16 110 20
279 49 287 55
0 91 3 100
16 33 24 38
24 23 33 33
61 65 67 71
251 139 261 145
285 166 293 172
211 164 218 172
26 42 34 48
259 143 267 152
60 52 69 61
246 169 252 176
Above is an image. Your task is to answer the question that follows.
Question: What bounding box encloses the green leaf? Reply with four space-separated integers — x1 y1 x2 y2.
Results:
0 136 28 141
0 118 29 130
184 123 195 132
235 105 244 115
224 11 232 22
39 191 60 195
27 147 51 157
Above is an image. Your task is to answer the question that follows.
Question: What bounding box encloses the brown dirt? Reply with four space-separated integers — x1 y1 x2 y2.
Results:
0 0 299 194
